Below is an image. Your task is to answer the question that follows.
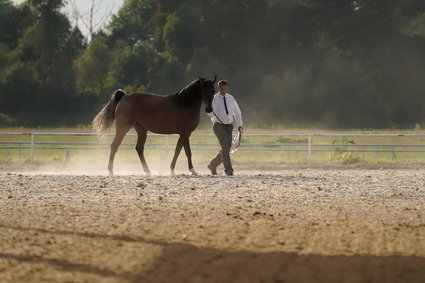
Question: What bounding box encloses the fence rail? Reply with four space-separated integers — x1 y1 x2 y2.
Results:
1 131 425 164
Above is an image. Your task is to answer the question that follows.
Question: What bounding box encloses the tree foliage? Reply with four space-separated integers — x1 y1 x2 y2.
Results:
1 0 425 128
0 0 84 125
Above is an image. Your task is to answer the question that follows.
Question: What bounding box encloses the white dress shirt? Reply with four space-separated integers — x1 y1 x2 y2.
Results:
208 93 243 126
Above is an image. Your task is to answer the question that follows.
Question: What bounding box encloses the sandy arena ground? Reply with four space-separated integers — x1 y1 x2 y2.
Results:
1 168 425 282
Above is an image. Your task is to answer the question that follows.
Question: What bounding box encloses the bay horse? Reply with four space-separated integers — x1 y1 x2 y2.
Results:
92 76 216 176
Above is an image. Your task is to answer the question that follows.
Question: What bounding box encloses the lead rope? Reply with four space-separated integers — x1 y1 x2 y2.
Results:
212 110 225 124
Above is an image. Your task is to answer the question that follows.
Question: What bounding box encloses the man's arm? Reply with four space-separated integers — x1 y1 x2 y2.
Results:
233 98 243 131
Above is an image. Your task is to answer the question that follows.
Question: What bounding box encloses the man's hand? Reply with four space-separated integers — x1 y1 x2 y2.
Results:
238 126 243 133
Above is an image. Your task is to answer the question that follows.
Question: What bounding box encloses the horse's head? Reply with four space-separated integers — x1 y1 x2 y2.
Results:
200 75 216 113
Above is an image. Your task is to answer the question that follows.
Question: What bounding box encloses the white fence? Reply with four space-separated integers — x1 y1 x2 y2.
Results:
2 131 425 164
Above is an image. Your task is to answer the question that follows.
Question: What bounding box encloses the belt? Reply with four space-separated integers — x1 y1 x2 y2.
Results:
214 122 232 126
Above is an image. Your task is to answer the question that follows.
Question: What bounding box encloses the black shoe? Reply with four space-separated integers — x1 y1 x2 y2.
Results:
207 164 217 175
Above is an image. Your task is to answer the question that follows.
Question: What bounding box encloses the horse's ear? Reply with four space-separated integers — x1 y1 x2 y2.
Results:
213 75 217 83
198 77 204 88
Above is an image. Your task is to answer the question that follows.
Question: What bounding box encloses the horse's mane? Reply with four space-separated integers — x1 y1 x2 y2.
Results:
172 78 204 107
178 78 202 95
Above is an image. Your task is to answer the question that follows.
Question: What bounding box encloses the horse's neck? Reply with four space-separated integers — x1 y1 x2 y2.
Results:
173 84 202 108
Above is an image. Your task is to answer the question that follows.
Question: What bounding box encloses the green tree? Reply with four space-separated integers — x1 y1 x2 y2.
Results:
108 0 157 45
162 2 203 63
107 40 155 91
3 0 425 128
0 0 85 125
75 33 111 96
0 0 29 50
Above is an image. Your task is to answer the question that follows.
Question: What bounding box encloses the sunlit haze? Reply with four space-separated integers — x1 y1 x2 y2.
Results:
11 0 124 39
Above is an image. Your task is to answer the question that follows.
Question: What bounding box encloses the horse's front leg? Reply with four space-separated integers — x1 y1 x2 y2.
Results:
182 137 198 176
170 137 183 176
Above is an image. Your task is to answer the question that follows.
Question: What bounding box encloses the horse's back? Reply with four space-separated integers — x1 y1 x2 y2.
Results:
124 92 167 103
117 92 169 111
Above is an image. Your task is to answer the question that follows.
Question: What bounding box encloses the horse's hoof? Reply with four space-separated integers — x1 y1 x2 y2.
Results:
189 169 198 176
170 171 176 176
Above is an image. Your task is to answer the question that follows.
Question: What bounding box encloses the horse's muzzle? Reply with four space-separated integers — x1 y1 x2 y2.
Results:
205 106 213 113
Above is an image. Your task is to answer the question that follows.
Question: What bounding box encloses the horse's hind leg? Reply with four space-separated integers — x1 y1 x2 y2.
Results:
170 137 183 176
108 122 131 176
182 136 197 176
134 123 151 175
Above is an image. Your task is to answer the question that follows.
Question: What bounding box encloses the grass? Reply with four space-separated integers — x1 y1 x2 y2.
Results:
1 127 425 171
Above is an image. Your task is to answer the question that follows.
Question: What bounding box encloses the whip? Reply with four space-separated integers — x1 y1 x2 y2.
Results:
230 127 242 154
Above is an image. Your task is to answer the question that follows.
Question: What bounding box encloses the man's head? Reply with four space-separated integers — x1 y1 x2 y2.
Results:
218 80 229 95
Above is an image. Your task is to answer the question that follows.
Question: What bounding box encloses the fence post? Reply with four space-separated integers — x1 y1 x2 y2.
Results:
64 148 71 163
308 134 312 164
30 133 34 164
165 135 169 160
376 145 380 160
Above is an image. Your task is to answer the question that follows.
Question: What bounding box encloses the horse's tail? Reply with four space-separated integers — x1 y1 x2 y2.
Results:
92 89 127 137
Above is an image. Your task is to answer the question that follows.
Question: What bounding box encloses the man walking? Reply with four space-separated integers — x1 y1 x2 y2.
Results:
206 80 243 176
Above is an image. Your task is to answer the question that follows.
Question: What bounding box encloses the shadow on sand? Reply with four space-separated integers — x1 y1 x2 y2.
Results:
1 225 425 283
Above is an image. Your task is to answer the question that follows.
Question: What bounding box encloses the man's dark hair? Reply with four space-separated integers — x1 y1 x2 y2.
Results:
217 80 228 86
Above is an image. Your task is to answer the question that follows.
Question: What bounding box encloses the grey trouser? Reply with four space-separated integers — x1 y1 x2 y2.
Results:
209 123 233 174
